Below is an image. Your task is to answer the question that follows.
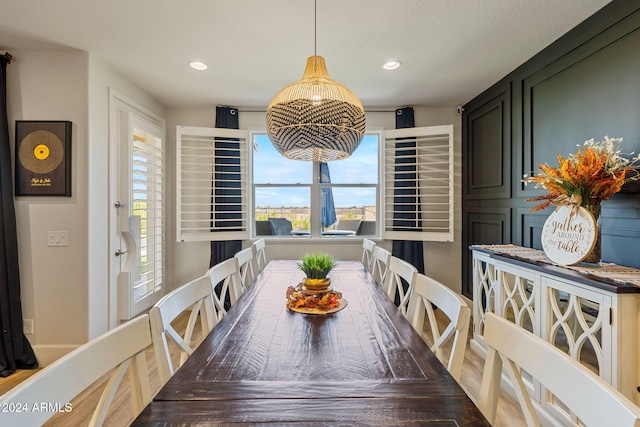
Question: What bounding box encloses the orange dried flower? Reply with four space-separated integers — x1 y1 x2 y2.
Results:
522 136 640 213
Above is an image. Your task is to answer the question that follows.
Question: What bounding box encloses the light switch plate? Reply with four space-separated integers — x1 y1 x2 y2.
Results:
48 231 68 247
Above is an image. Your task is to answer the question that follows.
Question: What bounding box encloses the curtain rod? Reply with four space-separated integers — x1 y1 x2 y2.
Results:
2 52 12 63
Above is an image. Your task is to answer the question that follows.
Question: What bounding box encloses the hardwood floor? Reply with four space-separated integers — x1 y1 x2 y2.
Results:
0 309 526 426
0 368 40 396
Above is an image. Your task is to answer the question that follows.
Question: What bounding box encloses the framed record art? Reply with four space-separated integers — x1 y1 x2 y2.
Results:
15 120 72 196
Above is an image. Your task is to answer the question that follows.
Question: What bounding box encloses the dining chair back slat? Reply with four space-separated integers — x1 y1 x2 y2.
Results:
384 256 418 317
235 246 256 290
370 245 391 287
361 238 375 270
406 273 470 381
479 312 640 427
150 275 216 386
252 238 267 272
0 314 152 427
206 257 243 318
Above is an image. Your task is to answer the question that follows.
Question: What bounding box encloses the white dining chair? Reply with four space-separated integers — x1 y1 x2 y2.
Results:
252 238 267 272
149 275 217 386
370 245 391 287
361 238 375 270
479 312 640 427
384 256 418 317
235 246 256 289
406 273 470 382
206 257 243 319
0 314 152 427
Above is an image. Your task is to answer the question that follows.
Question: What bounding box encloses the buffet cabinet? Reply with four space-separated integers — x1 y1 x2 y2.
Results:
471 245 640 425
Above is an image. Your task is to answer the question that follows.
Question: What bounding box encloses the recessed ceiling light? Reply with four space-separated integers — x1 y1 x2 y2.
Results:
189 61 208 71
382 60 402 71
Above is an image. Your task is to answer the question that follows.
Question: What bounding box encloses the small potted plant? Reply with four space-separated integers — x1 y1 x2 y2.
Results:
297 253 336 292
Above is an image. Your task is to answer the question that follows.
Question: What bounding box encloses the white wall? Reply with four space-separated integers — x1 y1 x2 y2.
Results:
8 50 166 365
8 50 90 364
166 107 462 294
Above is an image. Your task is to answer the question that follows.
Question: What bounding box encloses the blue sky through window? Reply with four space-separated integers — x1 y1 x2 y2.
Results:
253 134 378 207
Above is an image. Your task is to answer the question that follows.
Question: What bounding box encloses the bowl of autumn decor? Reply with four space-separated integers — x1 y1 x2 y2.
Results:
297 252 336 292
286 253 347 314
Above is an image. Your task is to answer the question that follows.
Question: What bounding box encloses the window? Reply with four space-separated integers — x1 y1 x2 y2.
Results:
252 133 380 238
132 124 165 302
116 114 166 321
177 124 453 242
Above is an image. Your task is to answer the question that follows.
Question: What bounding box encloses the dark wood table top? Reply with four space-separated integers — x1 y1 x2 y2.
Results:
132 260 489 426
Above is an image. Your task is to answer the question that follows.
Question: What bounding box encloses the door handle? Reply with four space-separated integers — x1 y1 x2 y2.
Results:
115 249 128 256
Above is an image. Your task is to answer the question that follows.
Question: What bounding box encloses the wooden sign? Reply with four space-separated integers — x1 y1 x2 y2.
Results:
541 205 597 265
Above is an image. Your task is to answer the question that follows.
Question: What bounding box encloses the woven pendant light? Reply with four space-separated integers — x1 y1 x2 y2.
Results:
266 4 365 161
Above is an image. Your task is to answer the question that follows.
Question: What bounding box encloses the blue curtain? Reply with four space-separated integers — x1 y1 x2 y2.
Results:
0 53 37 376
392 107 425 301
209 106 242 309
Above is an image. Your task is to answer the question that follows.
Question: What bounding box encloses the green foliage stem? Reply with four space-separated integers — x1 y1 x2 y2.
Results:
297 253 336 279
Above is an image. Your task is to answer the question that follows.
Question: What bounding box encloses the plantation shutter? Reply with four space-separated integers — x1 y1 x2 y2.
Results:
177 125 249 241
383 124 454 242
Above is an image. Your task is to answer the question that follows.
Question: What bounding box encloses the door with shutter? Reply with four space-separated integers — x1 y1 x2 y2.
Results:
110 91 165 324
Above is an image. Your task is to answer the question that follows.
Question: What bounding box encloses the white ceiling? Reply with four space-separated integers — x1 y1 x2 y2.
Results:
0 0 611 109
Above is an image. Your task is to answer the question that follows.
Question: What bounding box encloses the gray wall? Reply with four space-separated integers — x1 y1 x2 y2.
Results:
462 0 640 297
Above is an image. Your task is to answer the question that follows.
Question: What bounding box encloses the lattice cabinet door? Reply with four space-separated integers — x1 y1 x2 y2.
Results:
473 255 541 344
541 277 611 379
540 276 613 424
496 263 543 404
497 263 540 336
472 252 498 342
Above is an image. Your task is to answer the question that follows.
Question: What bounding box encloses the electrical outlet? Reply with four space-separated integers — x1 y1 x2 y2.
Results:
48 231 68 247
23 319 34 335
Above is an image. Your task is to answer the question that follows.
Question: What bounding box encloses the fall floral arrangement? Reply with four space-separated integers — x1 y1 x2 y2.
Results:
286 286 343 311
523 136 640 216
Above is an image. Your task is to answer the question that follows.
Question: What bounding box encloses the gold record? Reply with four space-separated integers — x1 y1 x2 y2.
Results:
18 130 64 174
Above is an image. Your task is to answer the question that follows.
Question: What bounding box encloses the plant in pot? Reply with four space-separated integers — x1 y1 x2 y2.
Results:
297 253 336 292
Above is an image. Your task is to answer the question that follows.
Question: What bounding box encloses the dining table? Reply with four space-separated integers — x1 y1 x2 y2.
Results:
132 260 489 426
290 229 357 236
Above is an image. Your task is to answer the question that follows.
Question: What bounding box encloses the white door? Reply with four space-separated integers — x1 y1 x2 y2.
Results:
109 92 165 324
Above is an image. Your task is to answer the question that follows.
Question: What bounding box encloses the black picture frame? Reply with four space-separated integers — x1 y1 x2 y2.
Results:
15 120 72 196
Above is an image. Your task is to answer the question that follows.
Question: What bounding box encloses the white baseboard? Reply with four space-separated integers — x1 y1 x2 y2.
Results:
32 345 79 367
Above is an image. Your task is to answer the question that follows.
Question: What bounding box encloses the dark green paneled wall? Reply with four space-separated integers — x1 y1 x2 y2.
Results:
462 0 640 299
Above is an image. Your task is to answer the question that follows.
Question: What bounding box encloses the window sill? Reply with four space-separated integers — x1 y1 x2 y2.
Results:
254 236 382 244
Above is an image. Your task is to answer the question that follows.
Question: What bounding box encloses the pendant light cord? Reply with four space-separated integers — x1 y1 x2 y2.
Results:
314 0 317 56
